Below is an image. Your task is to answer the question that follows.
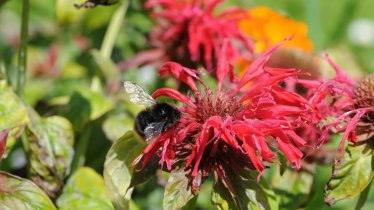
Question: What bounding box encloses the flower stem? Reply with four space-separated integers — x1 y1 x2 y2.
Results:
16 0 29 97
100 0 129 59
71 125 91 173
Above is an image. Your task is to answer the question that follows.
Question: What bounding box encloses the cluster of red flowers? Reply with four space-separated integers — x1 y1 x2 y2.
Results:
121 0 253 73
133 39 318 191
129 0 374 195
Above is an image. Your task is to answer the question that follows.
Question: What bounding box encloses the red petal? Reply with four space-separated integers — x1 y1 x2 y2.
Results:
152 88 191 103
0 129 9 160
324 54 354 86
237 36 293 90
242 137 265 172
158 62 199 91
216 39 233 91
276 136 303 169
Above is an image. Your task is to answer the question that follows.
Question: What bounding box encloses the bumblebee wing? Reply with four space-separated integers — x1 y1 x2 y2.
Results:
123 81 156 106
144 121 166 142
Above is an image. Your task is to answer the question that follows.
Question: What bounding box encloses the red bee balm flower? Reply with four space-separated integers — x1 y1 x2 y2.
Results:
133 39 313 192
121 0 253 72
295 55 374 153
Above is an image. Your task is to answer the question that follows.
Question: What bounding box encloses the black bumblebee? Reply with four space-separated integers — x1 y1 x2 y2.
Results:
124 81 181 142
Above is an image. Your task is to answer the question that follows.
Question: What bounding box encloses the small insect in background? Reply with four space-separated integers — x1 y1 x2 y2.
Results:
123 81 181 142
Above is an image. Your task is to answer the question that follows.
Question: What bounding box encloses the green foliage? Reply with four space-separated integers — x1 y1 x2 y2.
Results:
0 80 28 131
212 172 278 210
104 131 146 209
163 169 195 210
272 167 315 209
0 171 56 210
26 108 74 198
57 167 114 210
324 141 374 206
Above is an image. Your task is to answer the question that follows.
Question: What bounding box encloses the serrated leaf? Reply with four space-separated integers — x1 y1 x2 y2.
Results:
104 131 146 209
324 141 374 206
0 171 57 210
212 172 278 210
27 109 75 199
56 167 114 210
163 169 195 210
272 166 314 209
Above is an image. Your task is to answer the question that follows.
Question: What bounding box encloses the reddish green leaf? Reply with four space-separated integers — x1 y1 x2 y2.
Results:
27 109 75 199
0 171 56 210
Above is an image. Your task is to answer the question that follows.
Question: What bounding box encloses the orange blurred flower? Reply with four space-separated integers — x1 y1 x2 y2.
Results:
239 6 313 53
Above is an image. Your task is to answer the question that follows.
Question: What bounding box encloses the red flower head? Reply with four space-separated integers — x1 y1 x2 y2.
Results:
120 0 253 73
295 54 374 153
133 38 315 192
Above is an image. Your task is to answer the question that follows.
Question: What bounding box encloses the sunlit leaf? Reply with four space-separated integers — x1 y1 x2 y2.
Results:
0 80 29 160
0 80 28 131
272 166 314 209
57 167 114 210
104 131 146 209
212 171 278 210
324 141 374 206
0 171 57 210
163 169 195 210
27 109 74 199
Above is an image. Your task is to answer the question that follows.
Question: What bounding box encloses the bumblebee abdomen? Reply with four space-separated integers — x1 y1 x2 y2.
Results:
134 109 154 137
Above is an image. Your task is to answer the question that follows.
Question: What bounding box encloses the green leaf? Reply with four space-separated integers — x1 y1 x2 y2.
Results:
77 87 114 121
0 171 56 210
63 88 113 131
324 141 374 206
103 112 134 142
355 180 371 210
104 131 146 209
163 169 195 210
63 92 91 131
56 167 114 210
272 167 314 210
91 49 121 93
0 80 28 131
212 172 278 210
0 80 29 159
26 108 75 199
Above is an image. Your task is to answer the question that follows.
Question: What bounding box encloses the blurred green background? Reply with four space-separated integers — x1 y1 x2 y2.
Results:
1 0 374 209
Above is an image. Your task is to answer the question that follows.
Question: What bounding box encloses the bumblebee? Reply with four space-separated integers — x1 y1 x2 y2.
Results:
123 81 181 142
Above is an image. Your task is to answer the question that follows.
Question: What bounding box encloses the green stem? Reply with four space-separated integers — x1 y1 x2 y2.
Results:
16 0 29 97
100 0 129 59
71 126 91 172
